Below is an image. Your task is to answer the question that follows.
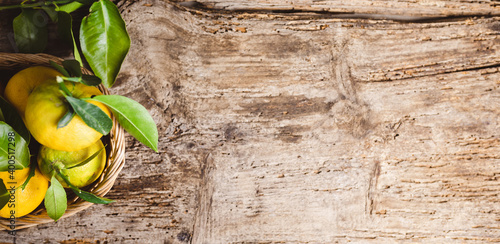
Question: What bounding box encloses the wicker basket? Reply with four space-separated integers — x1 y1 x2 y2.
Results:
0 52 126 230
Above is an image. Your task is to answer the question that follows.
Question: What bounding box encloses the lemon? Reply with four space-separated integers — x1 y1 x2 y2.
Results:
4 66 62 118
25 80 111 152
0 168 49 218
38 140 107 188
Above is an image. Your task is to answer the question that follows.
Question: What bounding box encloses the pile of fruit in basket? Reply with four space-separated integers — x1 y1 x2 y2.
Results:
0 61 158 222
0 0 157 223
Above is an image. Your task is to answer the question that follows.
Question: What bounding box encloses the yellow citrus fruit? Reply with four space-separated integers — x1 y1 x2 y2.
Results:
4 66 61 118
25 80 111 152
38 140 107 188
0 168 49 218
0 167 30 188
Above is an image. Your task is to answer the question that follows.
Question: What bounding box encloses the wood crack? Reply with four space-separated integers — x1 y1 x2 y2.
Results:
361 61 500 83
175 1 500 23
366 161 381 215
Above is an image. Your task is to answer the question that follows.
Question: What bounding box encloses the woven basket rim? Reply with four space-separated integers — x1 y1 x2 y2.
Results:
0 52 126 231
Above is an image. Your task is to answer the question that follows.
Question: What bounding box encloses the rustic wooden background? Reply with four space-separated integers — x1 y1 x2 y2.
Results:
1 0 500 243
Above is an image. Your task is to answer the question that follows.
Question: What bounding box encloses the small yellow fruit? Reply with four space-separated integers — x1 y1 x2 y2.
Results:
0 168 30 189
4 66 62 118
38 140 107 188
0 168 49 218
25 80 111 151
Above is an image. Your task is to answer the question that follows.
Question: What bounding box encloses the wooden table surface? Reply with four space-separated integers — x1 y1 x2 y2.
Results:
0 0 499 243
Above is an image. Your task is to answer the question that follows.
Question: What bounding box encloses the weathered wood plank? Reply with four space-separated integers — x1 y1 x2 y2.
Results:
0 0 499 243
176 0 500 17
157 3 498 243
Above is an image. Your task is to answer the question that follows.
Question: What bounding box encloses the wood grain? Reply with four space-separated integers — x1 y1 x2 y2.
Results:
0 0 499 243
175 0 500 17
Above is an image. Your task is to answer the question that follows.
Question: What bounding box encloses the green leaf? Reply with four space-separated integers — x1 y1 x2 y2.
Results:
59 75 101 86
71 188 114 204
41 6 58 22
57 2 84 13
66 96 112 135
13 9 48 53
45 175 67 222
91 95 158 152
57 106 75 129
60 76 82 83
77 0 97 4
80 0 130 88
56 11 72 45
50 61 70 77
62 60 82 77
55 168 114 205
81 75 102 86
19 162 36 190
0 180 10 210
66 146 105 169
0 96 30 143
0 122 30 171
57 11 83 65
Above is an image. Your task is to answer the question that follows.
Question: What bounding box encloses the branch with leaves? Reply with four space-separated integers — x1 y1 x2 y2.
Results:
2 0 130 88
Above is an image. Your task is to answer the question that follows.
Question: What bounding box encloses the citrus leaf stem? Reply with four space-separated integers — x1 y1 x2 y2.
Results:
56 76 73 97
53 167 74 188
19 162 36 190
54 166 115 204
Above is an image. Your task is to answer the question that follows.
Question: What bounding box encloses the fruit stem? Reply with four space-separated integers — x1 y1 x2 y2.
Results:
52 161 65 171
19 162 36 190
53 165 80 191
56 76 73 97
